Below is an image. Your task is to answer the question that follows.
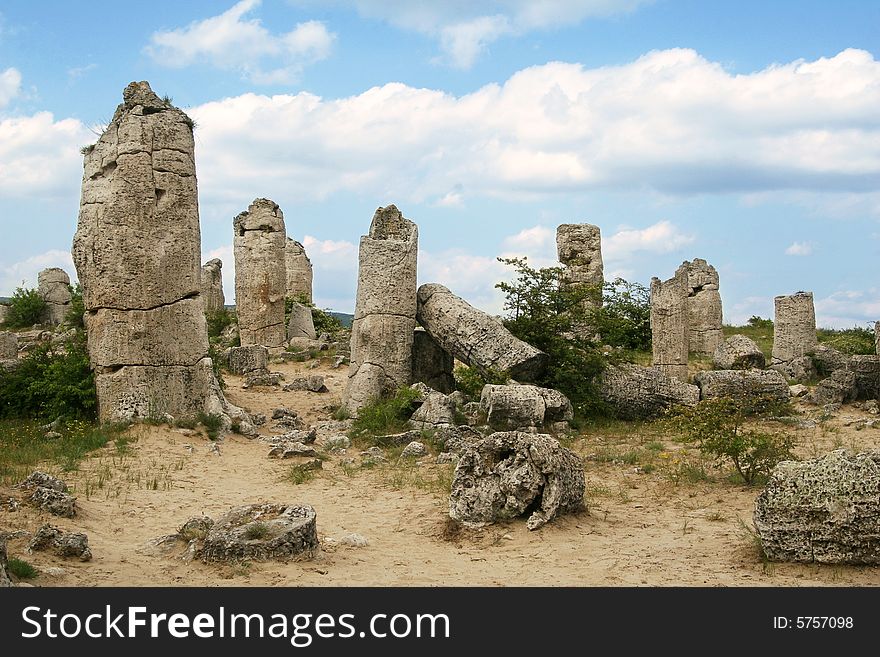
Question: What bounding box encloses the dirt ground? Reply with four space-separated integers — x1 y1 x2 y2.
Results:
3 357 879 587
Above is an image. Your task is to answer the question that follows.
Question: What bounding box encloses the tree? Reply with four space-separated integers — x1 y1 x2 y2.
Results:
3 285 47 328
589 277 651 352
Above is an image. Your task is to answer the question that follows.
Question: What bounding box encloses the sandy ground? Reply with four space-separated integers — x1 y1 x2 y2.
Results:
3 357 880 587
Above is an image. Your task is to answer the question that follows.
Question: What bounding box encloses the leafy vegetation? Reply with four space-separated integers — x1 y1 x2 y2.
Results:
205 308 235 339
196 412 224 441
7 557 38 579
64 284 85 329
453 364 509 401
589 277 652 352
817 325 875 355
349 386 421 442
2 285 47 328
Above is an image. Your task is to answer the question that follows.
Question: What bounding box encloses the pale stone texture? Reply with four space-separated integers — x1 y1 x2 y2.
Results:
38 267 72 325
234 198 287 347
285 238 313 304
411 328 455 394
479 384 573 431
771 292 817 365
287 302 316 340
409 389 458 429
0 331 17 359
195 504 318 562
0 305 8 325
713 334 765 370
676 259 723 355
847 355 880 400
343 205 418 413
200 258 225 313
810 344 848 376
694 369 790 403
556 223 603 314
600 363 700 419
416 283 548 381
226 345 269 375
650 269 689 382
810 369 857 405
450 431 584 530
754 450 880 564
72 81 229 423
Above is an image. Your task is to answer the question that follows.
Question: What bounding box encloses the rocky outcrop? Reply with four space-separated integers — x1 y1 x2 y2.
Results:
677 259 723 355
226 345 268 375
285 238 313 304
650 270 689 381
713 334 765 370
234 198 287 348
0 534 12 587
416 283 547 382
847 355 880 400
38 267 72 325
809 344 847 376
754 450 880 563
343 205 418 414
28 524 92 561
18 471 77 518
411 328 455 394
196 504 319 562
556 223 603 315
771 292 817 365
600 363 700 419
479 384 573 431
409 387 457 428
200 258 225 313
0 331 17 359
287 302 316 341
694 369 790 403
450 431 584 530
810 369 857 405
73 81 232 423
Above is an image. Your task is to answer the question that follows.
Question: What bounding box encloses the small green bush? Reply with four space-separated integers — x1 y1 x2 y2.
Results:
349 387 421 441
197 412 224 440
3 286 47 328
453 365 508 401
589 277 651 352
7 557 38 579
817 326 875 355
747 315 774 330
64 284 85 328
205 308 235 339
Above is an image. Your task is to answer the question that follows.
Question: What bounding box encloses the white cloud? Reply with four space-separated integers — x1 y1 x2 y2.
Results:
146 0 335 84
603 220 695 262
1 249 76 295
814 289 880 329
67 64 97 82
187 49 880 208
313 0 649 68
0 66 21 107
784 241 813 256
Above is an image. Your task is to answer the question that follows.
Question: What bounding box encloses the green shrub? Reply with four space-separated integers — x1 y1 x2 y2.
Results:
0 333 96 421
669 397 795 485
453 365 508 401
205 308 235 339
589 277 651 352
349 387 421 441
64 284 85 329
207 344 226 390
312 307 343 335
197 412 224 440
7 557 38 579
817 326 875 355
747 315 774 330
3 286 47 328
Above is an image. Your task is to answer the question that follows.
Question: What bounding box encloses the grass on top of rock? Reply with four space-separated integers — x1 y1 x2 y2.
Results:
348 386 421 443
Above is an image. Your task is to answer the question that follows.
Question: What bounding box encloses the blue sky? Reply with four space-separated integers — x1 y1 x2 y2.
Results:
0 0 878 327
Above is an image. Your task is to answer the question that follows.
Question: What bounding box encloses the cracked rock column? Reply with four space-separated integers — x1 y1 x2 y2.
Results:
38 268 72 325
343 205 418 414
200 258 225 313
677 259 723 355
771 292 817 365
285 238 313 304
556 223 603 330
233 198 287 348
650 269 689 382
73 81 227 422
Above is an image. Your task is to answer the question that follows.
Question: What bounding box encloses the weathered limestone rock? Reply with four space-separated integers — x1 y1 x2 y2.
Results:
556 223 603 317
287 302 316 341
676 259 723 355
38 267 72 325
401 441 428 459
848 355 880 400
770 355 816 382
28 524 92 561
416 283 547 381
17 471 77 517
343 205 418 413
411 328 455 394
200 258 225 313
226 345 268 375
650 269 689 381
449 431 584 530
754 450 880 563
771 292 817 365
810 369 858 405
285 238 313 304
479 384 573 431
695 369 790 403
601 364 699 419
73 81 230 423
0 534 12 587
409 388 457 428
234 198 287 348
713 334 765 370
197 504 319 562
810 344 848 376
0 331 17 359
283 375 327 393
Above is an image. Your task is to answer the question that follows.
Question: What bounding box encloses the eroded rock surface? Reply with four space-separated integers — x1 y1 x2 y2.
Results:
28 524 92 561
676 259 723 356
713 335 765 370
694 369 790 403
200 259 225 313
38 267 72 325
197 504 319 562
285 238 313 304
600 363 699 419
771 292 817 365
411 328 455 394
479 384 573 431
650 270 689 381
287 302 316 341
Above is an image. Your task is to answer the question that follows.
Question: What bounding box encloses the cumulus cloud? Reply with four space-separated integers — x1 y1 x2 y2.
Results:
187 49 880 208
603 221 695 261
785 241 814 256
0 66 21 107
146 0 335 83
1 249 76 295
814 289 880 329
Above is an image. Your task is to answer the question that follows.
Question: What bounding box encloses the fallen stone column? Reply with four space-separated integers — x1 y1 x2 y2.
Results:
234 198 287 348
343 205 418 413
650 269 689 381
600 363 699 419
416 283 548 382
38 267 72 325
285 238 313 304
694 369 790 403
200 258 225 313
771 292 817 365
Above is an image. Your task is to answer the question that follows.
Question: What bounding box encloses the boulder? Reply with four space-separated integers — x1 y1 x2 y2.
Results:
0 534 12 587
769 356 816 382
847 355 880 400
400 441 428 459
197 504 318 562
810 369 858 405
226 345 269 375
28 524 92 561
600 363 699 419
479 384 573 431
411 328 455 394
0 331 17 359
409 388 457 428
449 431 584 530
287 302 317 341
809 344 848 376
754 450 880 564
17 471 76 518
713 334 765 370
694 369 790 402
283 375 328 393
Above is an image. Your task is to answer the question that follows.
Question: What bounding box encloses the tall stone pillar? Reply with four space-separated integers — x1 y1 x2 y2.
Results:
233 198 287 348
771 292 817 365
556 223 604 310
200 259 225 313
285 238 313 304
650 269 689 382
343 205 418 413
38 267 72 325
676 259 723 355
